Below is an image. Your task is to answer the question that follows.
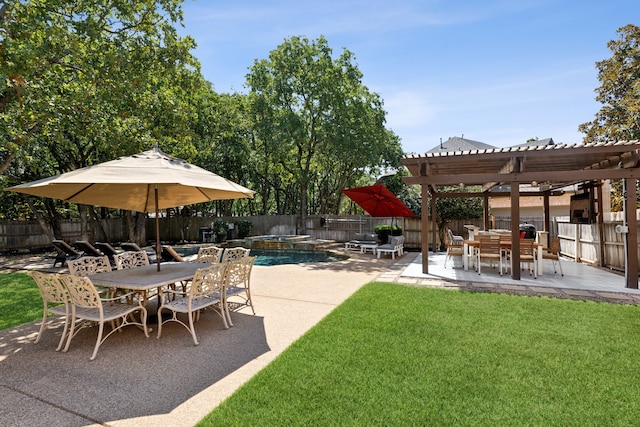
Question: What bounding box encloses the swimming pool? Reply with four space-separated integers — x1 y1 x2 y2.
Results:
172 246 347 266
249 249 347 266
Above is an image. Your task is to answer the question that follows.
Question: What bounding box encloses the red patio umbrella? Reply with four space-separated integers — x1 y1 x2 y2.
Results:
341 184 415 218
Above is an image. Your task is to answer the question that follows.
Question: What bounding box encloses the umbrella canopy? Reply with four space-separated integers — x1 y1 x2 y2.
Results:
341 184 415 218
8 146 254 212
7 146 254 270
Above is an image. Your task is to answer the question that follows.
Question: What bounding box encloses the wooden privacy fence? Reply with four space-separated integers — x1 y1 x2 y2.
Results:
0 215 634 271
0 215 424 252
556 218 630 271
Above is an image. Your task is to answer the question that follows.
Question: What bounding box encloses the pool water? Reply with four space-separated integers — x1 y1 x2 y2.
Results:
172 246 347 266
249 249 347 266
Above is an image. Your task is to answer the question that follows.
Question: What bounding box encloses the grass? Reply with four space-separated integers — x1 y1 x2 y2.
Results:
199 282 640 426
0 272 42 330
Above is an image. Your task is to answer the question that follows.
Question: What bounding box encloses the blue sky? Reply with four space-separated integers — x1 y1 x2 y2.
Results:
178 0 639 155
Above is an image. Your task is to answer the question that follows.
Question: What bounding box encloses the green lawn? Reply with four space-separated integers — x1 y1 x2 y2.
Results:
0 272 42 330
199 282 640 426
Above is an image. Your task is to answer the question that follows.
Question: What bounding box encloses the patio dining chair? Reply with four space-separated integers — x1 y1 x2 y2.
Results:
224 256 257 326
196 245 224 263
476 235 504 275
113 251 154 302
59 273 149 361
444 229 465 268
68 255 112 276
542 237 564 276
113 251 150 270
29 271 70 351
518 239 537 278
221 247 251 263
157 263 229 345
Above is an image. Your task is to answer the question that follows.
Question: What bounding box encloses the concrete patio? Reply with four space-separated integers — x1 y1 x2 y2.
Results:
383 251 640 304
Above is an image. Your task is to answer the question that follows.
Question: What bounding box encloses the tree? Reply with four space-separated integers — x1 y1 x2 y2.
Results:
246 35 402 230
579 24 640 143
1 1 199 173
430 187 483 250
0 0 210 242
193 91 256 216
578 24 640 211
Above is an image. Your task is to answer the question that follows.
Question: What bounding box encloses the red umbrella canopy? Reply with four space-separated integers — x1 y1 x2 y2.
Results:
342 184 415 217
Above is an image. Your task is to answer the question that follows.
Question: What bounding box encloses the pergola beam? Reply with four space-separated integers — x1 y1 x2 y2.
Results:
405 168 640 186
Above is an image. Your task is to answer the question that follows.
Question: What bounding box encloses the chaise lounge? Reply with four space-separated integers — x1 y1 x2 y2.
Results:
94 242 121 265
376 235 405 259
74 240 104 257
51 239 82 267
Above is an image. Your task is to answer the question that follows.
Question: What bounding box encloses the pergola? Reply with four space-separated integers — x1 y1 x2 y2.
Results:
401 140 640 288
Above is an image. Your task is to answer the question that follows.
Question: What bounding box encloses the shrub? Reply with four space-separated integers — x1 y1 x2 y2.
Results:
374 225 402 244
235 220 253 239
212 220 228 243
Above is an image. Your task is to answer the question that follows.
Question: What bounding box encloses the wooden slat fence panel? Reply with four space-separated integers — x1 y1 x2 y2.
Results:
0 215 637 270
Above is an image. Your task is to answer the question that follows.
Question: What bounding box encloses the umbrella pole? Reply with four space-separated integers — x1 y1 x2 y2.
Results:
155 185 161 272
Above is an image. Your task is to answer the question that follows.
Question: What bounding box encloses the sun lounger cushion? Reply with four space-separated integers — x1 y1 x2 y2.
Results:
345 233 379 249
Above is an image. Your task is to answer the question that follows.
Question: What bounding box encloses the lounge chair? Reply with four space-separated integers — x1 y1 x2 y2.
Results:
160 245 185 262
51 239 82 267
94 242 121 265
74 240 103 257
376 235 405 259
120 242 143 252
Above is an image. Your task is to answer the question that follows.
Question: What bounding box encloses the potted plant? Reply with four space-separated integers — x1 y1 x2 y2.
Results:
374 225 402 244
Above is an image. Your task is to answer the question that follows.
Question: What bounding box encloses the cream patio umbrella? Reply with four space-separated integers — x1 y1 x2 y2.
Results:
6 146 254 270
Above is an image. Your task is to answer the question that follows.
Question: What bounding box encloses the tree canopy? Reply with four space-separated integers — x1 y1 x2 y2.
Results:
1 4 407 237
579 24 640 143
579 24 640 211
246 35 403 230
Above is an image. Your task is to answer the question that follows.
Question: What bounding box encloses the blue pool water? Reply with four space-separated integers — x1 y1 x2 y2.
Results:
172 246 347 266
249 249 347 266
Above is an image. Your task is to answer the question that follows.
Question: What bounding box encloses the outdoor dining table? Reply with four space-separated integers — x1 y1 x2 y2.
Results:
88 262 211 309
463 240 544 275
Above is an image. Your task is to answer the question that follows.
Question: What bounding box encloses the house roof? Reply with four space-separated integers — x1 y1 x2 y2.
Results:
427 136 496 153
